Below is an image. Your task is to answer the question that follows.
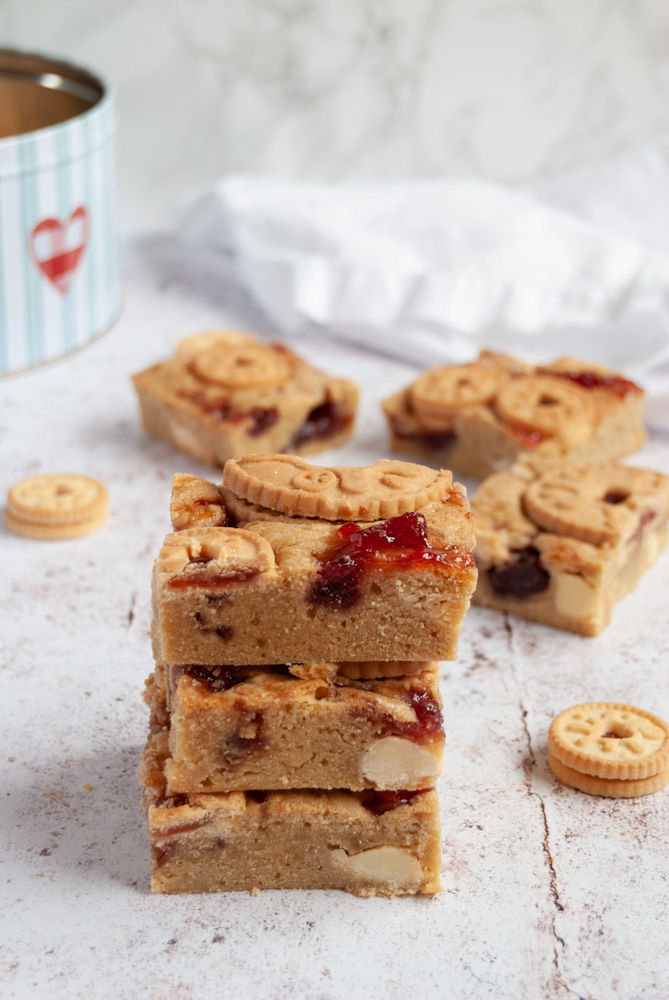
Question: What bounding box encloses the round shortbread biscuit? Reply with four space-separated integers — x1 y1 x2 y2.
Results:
7 474 108 527
191 342 292 389
176 330 255 358
5 508 108 540
218 486 309 526
409 364 501 417
495 375 594 445
523 464 662 547
548 751 669 799
157 527 276 579
548 703 669 781
334 661 435 680
223 454 453 521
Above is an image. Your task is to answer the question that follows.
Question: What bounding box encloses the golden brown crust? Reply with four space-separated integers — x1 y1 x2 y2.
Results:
223 454 453 521
548 703 669 780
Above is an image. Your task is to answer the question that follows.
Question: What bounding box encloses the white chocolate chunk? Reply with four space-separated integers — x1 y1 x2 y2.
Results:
331 845 422 885
640 526 664 565
554 572 602 625
362 737 440 788
168 420 211 463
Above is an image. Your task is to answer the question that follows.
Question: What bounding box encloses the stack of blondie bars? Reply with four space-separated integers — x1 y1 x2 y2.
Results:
140 454 477 896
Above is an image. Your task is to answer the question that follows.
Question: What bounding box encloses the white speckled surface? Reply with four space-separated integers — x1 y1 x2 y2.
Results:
3 237 669 999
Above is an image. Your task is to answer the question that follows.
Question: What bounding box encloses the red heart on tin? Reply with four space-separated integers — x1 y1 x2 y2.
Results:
30 206 89 294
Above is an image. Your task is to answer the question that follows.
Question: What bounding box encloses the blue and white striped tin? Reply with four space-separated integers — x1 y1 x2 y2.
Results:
0 49 120 375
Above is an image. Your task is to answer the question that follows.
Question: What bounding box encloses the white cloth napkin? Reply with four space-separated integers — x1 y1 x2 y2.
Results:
183 140 669 418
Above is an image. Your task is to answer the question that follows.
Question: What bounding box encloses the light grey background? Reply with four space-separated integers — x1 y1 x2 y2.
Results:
3 0 669 228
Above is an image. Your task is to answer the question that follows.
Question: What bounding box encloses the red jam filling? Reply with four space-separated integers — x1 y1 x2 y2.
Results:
308 512 474 611
552 370 642 399
603 490 629 505
181 391 232 420
508 425 543 448
628 509 656 544
488 547 550 599
360 789 427 814
350 691 444 743
247 407 279 436
390 691 443 742
174 496 228 530
394 428 457 451
169 563 258 589
192 613 233 641
180 391 279 436
355 690 443 744
175 663 292 691
175 664 246 691
291 400 351 449
224 709 267 760
246 791 269 804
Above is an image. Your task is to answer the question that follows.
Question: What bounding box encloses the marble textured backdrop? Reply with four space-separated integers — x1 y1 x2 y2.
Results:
2 0 669 228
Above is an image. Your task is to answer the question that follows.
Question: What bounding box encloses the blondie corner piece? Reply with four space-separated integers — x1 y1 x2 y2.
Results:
382 350 646 479
147 662 444 793
152 456 477 664
471 460 669 636
132 330 359 466
140 728 442 896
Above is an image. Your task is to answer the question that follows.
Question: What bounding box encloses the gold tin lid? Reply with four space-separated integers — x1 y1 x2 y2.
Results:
0 49 104 139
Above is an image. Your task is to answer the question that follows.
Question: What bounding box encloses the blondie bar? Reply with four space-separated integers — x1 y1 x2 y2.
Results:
152 456 477 664
147 662 444 793
383 351 646 479
471 460 669 636
140 726 442 896
133 331 359 466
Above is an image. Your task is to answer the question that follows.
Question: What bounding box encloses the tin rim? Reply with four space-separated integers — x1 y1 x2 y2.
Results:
0 47 113 146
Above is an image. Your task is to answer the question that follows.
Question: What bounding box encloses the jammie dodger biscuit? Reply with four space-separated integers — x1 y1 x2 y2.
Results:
6 474 109 540
548 702 669 798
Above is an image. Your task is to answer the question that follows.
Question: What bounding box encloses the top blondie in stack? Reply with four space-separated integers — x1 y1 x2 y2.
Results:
140 453 477 896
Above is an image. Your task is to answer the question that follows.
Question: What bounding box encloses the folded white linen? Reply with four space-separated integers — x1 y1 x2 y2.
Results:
183 145 669 419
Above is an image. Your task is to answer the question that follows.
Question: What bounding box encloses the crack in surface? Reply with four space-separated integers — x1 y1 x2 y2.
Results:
504 614 581 997
521 701 573 995
127 591 137 628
